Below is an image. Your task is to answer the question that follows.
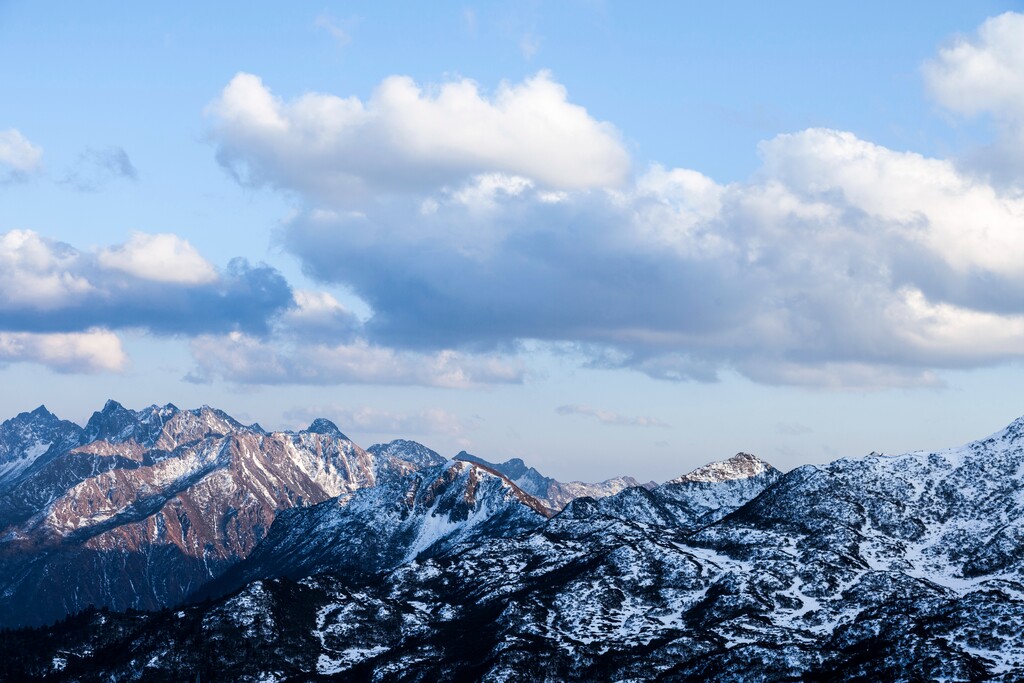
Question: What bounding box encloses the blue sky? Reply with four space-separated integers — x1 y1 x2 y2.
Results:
2 1 1024 482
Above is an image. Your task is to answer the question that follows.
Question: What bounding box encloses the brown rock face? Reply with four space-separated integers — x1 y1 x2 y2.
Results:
0 403 429 628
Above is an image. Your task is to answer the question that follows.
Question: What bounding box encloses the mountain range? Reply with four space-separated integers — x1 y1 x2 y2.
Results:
0 401 633 630
1 401 1023 681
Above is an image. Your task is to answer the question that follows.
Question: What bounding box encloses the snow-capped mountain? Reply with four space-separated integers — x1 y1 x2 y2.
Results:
0 405 83 492
367 439 448 481
201 459 551 601
562 451 782 530
453 450 649 510
8 417 1024 680
0 402 453 628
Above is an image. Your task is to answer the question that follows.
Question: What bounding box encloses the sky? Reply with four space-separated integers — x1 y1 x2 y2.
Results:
2 1 1024 482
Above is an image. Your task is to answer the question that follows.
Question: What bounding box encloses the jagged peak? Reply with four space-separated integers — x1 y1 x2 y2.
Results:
667 452 776 485
305 418 347 439
29 404 55 419
99 399 127 414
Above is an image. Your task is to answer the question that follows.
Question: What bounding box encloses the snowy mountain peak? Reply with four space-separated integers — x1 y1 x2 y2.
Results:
304 418 346 438
367 439 446 469
668 451 776 484
0 406 82 484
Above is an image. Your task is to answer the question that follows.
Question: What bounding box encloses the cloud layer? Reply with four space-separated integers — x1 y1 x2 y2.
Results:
0 329 126 374
276 125 1024 387
188 333 523 388
0 230 292 336
5 11 992 390
198 33 1024 390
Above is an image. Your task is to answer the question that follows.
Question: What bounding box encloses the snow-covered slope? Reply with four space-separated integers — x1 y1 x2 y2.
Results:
11 418 1024 680
202 459 550 601
561 452 782 530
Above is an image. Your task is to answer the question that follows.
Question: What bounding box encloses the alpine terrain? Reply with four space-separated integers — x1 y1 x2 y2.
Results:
1 405 1023 681
0 401 631 631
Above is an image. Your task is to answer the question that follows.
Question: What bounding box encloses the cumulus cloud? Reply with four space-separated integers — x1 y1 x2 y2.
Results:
925 12 1024 122
0 230 292 336
281 127 1024 388
187 333 524 388
0 329 127 373
61 146 138 192
0 129 43 183
556 405 668 428
97 232 217 285
207 17 1024 389
205 71 629 201
924 12 1024 183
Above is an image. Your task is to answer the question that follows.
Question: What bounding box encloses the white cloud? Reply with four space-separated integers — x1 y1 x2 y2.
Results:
97 232 218 285
0 230 292 336
924 12 1024 183
282 126 1024 388
196 14 1024 390
0 129 43 182
925 12 1024 120
0 230 93 309
0 329 127 373
206 71 630 201
188 333 524 388
556 404 668 428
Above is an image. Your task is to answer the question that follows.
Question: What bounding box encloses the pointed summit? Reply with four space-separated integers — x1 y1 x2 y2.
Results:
29 405 56 419
81 400 153 446
103 399 127 412
306 418 347 439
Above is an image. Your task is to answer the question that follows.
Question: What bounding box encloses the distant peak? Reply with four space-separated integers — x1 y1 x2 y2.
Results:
29 405 55 418
454 451 489 465
306 418 346 438
101 399 127 413
668 452 776 484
